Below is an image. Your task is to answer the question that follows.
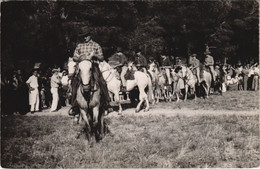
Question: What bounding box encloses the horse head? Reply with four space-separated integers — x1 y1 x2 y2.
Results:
127 61 135 71
148 62 157 72
68 58 77 77
78 60 93 92
174 66 186 79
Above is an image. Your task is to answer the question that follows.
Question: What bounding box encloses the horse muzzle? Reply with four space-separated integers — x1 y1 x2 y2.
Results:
82 84 91 92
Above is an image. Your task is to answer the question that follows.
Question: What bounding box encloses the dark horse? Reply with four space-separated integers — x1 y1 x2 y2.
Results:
69 59 105 141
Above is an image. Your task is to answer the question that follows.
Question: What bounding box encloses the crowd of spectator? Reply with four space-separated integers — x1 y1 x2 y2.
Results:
219 62 259 91
1 66 70 115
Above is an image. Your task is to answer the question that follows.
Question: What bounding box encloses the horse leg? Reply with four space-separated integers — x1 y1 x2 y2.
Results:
193 87 197 101
109 91 114 102
167 90 171 102
184 85 188 102
207 84 211 98
201 83 208 99
176 93 180 102
219 82 223 95
76 113 82 124
190 86 196 101
152 90 156 105
114 91 122 115
98 107 105 141
136 98 144 113
144 97 150 112
92 106 102 141
80 109 91 141
204 83 210 98
163 89 167 102
155 88 160 103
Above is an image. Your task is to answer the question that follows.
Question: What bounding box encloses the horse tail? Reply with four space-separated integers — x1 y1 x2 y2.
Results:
147 75 154 103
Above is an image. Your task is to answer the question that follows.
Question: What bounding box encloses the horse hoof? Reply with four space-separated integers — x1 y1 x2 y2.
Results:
76 132 81 139
135 109 139 113
96 134 104 142
144 108 150 112
108 108 114 113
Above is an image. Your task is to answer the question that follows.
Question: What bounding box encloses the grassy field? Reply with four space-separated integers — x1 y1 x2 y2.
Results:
1 91 260 168
1 114 259 168
155 90 260 111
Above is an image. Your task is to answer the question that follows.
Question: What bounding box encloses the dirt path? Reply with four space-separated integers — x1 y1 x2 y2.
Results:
26 105 259 117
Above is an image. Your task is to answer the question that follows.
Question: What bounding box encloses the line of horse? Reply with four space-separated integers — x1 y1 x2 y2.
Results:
67 58 219 141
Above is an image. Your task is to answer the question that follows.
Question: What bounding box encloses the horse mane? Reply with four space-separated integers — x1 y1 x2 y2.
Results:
174 66 182 73
91 62 106 107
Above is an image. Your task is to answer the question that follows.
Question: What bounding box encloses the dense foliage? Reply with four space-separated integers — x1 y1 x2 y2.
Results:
1 1 258 71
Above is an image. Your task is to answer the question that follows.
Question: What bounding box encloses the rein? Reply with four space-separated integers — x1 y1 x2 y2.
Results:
100 66 115 82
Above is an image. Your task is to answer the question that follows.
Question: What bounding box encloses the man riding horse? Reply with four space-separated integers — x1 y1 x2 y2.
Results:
107 47 128 92
189 53 201 84
204 46 216 83
134 50 148 73
160 54 172 85
69 26 112 115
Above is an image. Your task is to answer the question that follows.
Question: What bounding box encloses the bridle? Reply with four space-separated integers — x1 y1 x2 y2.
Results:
78 59 95 92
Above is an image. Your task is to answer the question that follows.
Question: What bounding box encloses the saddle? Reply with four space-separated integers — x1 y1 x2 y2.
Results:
113 68 121 80
125 69 135 81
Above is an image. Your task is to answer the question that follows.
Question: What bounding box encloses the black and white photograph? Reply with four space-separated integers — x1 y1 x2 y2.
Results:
1 0 259 168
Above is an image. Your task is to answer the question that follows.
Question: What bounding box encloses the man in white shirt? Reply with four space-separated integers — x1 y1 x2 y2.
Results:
50 68 61 112
253 64 259 90
26 69 40 113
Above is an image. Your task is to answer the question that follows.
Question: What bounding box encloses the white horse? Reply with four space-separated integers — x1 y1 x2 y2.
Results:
200 69 212 98
98 61 122 114
147 62 174 103
68 57 77 76
126 62 154 113
181 66 197 101
173 65 212 101
158 67 173 102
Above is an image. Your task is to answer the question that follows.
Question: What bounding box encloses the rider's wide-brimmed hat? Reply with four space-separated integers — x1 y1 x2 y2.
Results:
52 67 61 73
78 26 91 37
148 56 155 61
32 68 38 72
68 57 74 62
191 53 197 57
137 51 142 56
204 50 211 55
